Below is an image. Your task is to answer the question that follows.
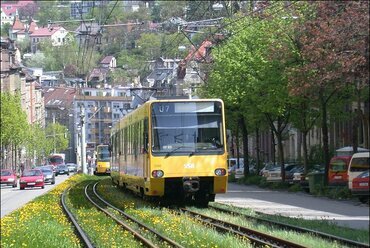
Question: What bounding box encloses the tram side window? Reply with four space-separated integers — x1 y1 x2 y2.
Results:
143 118 149 152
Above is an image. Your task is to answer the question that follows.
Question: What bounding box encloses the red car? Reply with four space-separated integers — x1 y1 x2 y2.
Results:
0 169 18 188
351 170 369 203
19 169 45 190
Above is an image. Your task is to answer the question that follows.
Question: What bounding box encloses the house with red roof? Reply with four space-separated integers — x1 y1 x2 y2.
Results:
1 1 34 26
30 26 69 53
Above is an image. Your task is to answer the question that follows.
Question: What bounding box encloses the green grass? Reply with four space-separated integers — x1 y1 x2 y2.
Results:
2 175 367 247
97 179 253 248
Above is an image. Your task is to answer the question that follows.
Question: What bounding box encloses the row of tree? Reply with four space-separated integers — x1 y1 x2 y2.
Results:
0 92 69 170
201 1 369 183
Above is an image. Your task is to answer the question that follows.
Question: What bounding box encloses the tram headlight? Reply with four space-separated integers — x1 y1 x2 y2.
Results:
152 170 164 178
215 168 226 176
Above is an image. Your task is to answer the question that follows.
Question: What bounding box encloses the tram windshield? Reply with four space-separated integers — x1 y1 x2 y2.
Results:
97 146 110 162
151 101 224 155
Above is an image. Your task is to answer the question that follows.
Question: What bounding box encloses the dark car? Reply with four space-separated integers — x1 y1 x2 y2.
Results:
56 164 69 176
285 165 304 183
35 166 55 184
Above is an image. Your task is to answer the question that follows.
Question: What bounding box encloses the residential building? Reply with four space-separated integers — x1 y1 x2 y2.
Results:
75 22 100 46
0 1 34 26
43 87 77 163
70 1 108 19
29 26 69 53
73 87 132 156
1 37 45 169
100 55 116 69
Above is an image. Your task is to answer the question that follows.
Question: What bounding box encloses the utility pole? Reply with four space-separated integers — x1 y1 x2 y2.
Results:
53 113 56 153
80 106 87 174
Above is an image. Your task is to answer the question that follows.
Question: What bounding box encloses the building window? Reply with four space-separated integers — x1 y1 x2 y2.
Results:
58 38 61 42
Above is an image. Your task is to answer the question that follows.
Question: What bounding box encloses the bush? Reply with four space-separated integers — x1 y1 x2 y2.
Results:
288 183 302 192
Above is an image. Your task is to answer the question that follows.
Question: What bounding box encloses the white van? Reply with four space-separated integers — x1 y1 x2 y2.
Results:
348 152 369 189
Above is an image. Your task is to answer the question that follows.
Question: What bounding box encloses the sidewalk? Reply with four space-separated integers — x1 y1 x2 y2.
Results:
216 183 369 230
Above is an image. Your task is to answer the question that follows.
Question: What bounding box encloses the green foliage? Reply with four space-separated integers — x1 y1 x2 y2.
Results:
34 1 71 26
0 92 29 148
0 23 11 37
45 123 69 153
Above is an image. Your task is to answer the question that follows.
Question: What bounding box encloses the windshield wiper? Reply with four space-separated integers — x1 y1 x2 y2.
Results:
165 146 193 158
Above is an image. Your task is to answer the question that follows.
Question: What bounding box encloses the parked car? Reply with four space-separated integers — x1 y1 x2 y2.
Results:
66 163 77 172
228 158 243 176
19 169 45 190
328 155 352 186
260 163 279 177
285 165 304 183
266 163 300 181
35 166 55 184
0 169 17 188
348 152 370 190
56 164 69 176
351 170 369 203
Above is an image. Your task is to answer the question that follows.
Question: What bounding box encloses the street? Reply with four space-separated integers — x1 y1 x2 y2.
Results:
0 173 72 218
216 183 369 230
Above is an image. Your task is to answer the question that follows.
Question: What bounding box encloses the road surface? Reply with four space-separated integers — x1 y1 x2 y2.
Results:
1 173 71 218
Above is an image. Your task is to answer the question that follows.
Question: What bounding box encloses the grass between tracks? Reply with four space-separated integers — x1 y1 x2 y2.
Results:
1 175 368 247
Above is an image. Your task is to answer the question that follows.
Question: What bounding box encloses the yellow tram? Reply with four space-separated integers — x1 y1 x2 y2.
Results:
110 99 228 205
94 144 111 174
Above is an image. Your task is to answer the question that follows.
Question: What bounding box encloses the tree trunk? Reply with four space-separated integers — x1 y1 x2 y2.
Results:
256 127 261 173
321 94 330 186
271 129 276 165
302 131 309 174
239 115 249 177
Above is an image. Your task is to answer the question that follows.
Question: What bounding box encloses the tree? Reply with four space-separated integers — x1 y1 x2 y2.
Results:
45 122 69 154
0 92 29 169
202 2 299 181
0 23 11 37
18 2 38 20
288 1 369 184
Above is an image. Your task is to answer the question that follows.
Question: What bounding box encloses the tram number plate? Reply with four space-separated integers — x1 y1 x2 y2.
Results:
184 163 195 169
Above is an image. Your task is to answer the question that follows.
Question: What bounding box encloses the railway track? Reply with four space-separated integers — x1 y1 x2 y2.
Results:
61 187 95 248
209 204 369 248
178 208 306 248
87 182 184 248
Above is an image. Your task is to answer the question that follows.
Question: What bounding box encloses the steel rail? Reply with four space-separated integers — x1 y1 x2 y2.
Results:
179 208 306 248
61 188 95 248
84 183 157 248
92 182 184 248
209 204 369 248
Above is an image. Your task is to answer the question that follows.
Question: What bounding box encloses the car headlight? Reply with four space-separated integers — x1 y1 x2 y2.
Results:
7 178 15 182
36 179 43 183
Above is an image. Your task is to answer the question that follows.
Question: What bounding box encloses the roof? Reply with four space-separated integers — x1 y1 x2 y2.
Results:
100 56 114 64
12 16 24 30
29 27 62 37
28 19 38 33
1 5 17 16
43 87 77 108
147 68 173 81
184 40 213 62
75 22 100 35
1 1 34 16
89 67 109 78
